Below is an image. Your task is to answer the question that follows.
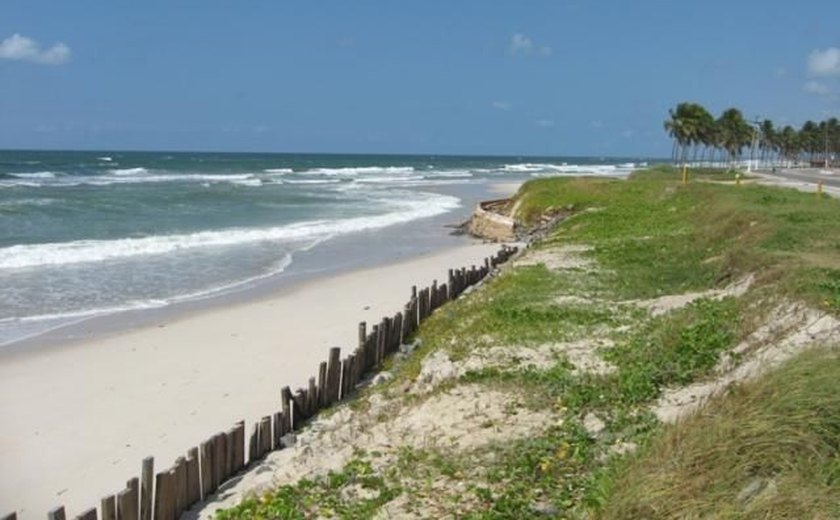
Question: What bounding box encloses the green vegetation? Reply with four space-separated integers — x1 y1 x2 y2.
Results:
217 168 840 519
664 101 840 167
216 457 401 520
598 347 840 519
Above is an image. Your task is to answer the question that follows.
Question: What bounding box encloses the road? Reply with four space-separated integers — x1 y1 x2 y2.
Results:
751 167 840 193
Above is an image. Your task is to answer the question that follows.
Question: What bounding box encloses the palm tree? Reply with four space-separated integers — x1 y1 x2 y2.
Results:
779 126 799 166
664 102 716 167
716 108 751 168
759 119 776 167
664 103 838 170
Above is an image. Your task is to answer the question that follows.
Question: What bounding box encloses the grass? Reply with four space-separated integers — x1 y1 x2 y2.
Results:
515 164 840 306
216 166 840 519
216 456 401 520
595 347 840 519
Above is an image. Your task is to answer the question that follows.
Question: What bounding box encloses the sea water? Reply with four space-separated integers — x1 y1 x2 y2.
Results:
0 150 649 347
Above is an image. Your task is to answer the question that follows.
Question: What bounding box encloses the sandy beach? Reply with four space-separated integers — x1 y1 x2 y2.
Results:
0 241 502 518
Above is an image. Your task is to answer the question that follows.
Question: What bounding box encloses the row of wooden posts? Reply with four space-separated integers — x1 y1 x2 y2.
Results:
1 245 519 520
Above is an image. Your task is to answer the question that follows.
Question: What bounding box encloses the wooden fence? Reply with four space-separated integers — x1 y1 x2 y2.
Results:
1 245 518 520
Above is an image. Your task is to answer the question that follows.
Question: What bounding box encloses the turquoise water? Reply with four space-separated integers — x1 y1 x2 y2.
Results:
0 150 651 346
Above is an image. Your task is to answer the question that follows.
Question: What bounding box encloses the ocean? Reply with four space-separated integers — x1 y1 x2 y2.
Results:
0 150 649 347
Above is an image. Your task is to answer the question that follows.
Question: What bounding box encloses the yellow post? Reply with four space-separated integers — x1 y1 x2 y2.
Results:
736 173 741 186
818 180 824 199
682 165 687 184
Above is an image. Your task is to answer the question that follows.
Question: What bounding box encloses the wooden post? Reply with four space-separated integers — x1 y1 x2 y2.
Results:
213 433 226 487
126 477 139 520
170 458 184 518
280 386 296 430
140 457 153 520
199 440 213 498
292 389 307 422
166 469 177 520
369 325 379 366
74 509 96 520
225 427 236 478
273 411 284 448
307 376 316 416
259 416 272 456
327 347 341 405
186 448 200 508
357 321 366 352
234 421 246 471
281 385 292 433
401 303 411 340
248 423 259 464
381 317 390 361
153 471 171 520
351 353 360 389
48 507 66 520
117 484 138 520
392 313 400 350
339 357 349 399
101 496 116 520
318 362 328 408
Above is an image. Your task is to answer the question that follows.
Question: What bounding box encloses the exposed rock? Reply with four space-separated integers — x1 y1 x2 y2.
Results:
279 433 297 448
583 412 606 437
608 441 637 457
529 500 560 516
400 338 422 354
372 372 393 386
737 478 777 509
415 351 460 392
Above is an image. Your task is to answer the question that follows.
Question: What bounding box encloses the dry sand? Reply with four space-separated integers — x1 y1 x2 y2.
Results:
0 242 502 519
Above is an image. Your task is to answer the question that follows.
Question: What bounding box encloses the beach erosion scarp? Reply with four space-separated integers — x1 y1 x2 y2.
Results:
0 241 513 519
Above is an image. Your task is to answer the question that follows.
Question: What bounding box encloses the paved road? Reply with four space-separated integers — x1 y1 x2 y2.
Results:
756 167 840 189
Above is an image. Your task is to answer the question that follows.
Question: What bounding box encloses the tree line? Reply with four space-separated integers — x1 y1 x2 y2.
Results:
664 102 840 169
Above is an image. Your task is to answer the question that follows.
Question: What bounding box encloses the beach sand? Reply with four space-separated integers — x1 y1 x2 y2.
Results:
0 242 501 518
487 181 524 197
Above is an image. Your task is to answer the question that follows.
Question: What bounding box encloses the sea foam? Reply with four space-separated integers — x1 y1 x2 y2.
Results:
0 192 460 270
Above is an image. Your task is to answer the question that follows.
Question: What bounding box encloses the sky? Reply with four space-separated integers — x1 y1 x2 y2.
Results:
1 0 838 157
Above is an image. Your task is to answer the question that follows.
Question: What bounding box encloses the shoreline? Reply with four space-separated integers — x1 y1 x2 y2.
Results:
1 180 524 356
0 238 505 519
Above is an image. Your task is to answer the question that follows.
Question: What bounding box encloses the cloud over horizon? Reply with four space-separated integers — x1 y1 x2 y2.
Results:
0 33 71 65
807 47 840 77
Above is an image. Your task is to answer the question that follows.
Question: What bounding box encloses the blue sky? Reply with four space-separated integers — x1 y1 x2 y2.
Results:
1 1 838 157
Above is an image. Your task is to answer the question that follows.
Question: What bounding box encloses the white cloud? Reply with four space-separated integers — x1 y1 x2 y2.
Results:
804 80 831 95
807 47 840 77
536 119 555 128
590 120 604 129
509 33 552 57
492 101 512 111
0 33 71 65
510 33 533 54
